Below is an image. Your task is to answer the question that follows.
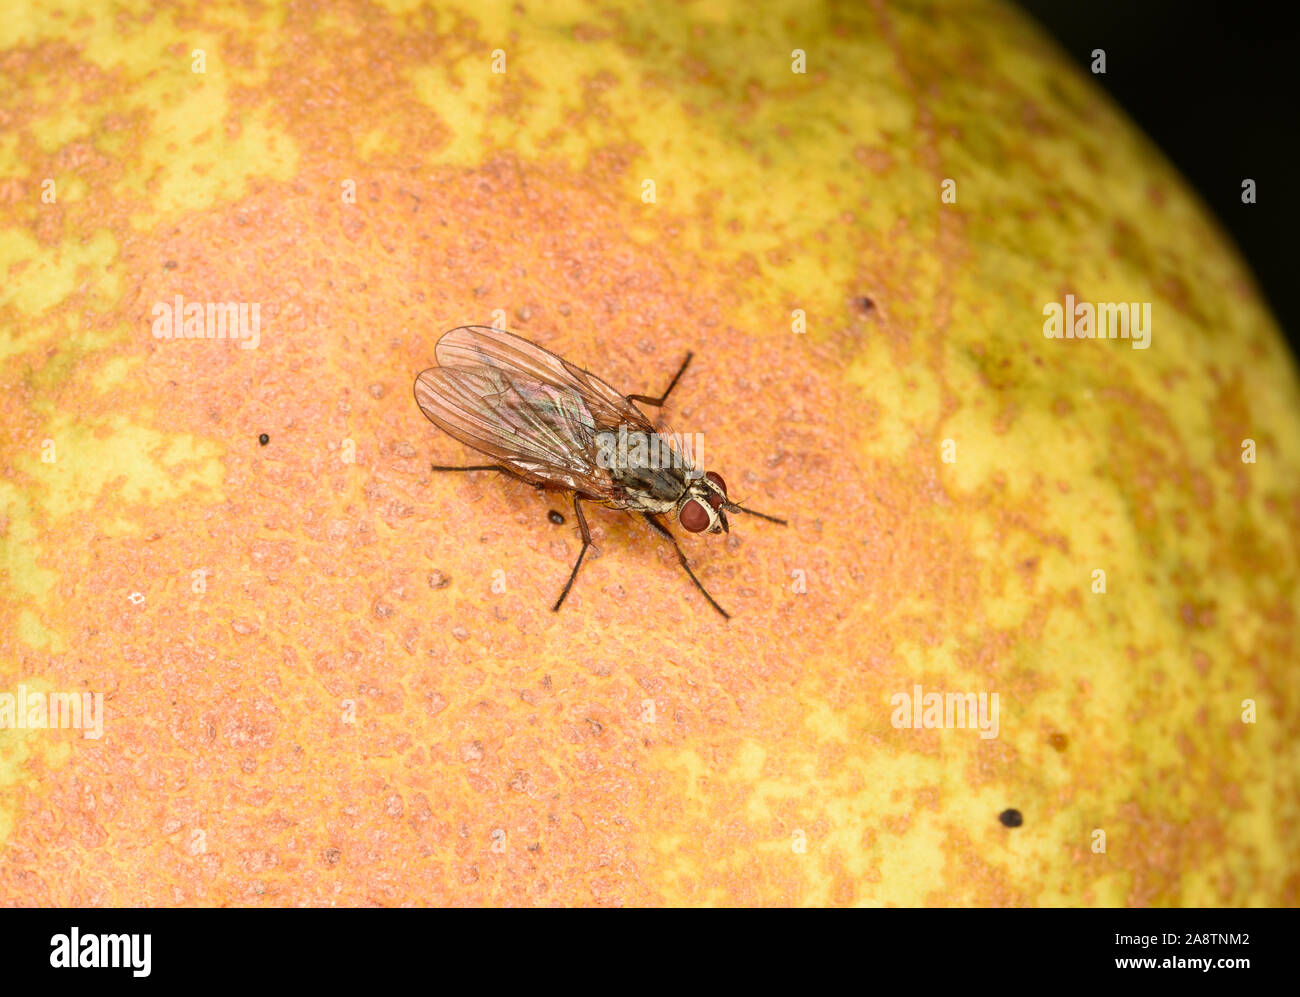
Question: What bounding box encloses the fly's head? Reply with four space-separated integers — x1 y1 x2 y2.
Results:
677 471 731 535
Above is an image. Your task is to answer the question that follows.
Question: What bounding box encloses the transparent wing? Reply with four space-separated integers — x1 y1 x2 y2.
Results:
415 329 645 500
433 325 651 432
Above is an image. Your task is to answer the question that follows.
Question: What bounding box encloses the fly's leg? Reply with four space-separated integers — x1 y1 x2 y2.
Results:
640 512 730 620
430 463 544 490
553 495 592 611
626 352 693 408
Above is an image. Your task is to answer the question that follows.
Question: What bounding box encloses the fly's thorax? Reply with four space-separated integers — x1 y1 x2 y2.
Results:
609 460 689 513
599 424 702 513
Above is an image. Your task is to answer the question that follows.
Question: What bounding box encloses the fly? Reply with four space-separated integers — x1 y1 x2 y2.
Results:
413 325 785 618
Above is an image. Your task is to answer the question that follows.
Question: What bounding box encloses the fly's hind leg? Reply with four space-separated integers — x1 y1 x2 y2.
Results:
430 463 545 490
626 352 693 408
553 495 593 611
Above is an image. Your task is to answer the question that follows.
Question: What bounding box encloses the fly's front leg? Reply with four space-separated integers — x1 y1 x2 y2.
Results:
553 495 593 611
640 512 730 620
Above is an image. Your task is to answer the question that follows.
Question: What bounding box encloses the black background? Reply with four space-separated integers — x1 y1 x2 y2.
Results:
0 907 1278 981
1014 0 1299 356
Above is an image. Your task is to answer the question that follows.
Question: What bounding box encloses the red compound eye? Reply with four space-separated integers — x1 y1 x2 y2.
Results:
704 471 727 510
679 498 710 533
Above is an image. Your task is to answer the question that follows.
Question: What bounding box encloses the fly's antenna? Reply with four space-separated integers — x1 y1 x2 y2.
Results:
726 503 787 525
